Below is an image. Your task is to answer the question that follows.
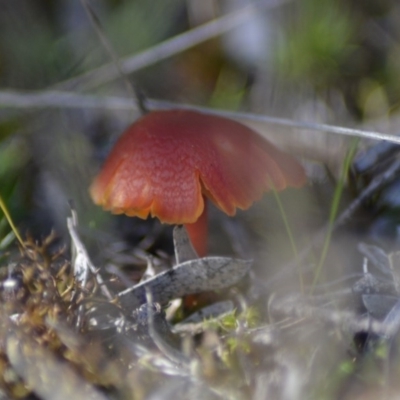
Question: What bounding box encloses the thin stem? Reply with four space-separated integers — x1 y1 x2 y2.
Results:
310 139 359 292
271 188 303 293
184 198 208 257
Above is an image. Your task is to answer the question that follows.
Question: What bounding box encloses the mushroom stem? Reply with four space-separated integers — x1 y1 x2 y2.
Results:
184 198 208 257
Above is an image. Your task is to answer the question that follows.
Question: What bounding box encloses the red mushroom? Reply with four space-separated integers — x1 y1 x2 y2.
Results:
90 109 306 256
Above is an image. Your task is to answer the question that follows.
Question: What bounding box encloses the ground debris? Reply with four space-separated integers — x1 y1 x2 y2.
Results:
6 212 400 399
0 216 257 399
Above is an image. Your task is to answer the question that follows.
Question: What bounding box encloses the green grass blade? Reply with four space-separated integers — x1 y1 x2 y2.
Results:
310 139 359 292
0 195 24 248
272 185 304 293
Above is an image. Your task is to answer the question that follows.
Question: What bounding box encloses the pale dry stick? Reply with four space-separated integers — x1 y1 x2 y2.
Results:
267 158 400 288
173 226 198 264
0 90 131 110
67 210 113 301
160 100 400 145
2 90 400 145
57 0 293 91
80 0 147 113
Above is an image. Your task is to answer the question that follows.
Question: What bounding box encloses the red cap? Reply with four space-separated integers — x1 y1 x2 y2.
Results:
90 110 306 223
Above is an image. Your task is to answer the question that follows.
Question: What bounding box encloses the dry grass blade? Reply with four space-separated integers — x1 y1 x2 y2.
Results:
266 156 400 289
79 0 146 112
173 226 198 264
57 0 293 91
1 90 400 146
67 210 113 300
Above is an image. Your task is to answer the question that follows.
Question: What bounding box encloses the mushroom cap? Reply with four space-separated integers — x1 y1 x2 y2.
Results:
90 110 306 224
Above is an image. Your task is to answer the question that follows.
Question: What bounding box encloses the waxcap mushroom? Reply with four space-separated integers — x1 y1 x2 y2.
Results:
90 109 306 226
